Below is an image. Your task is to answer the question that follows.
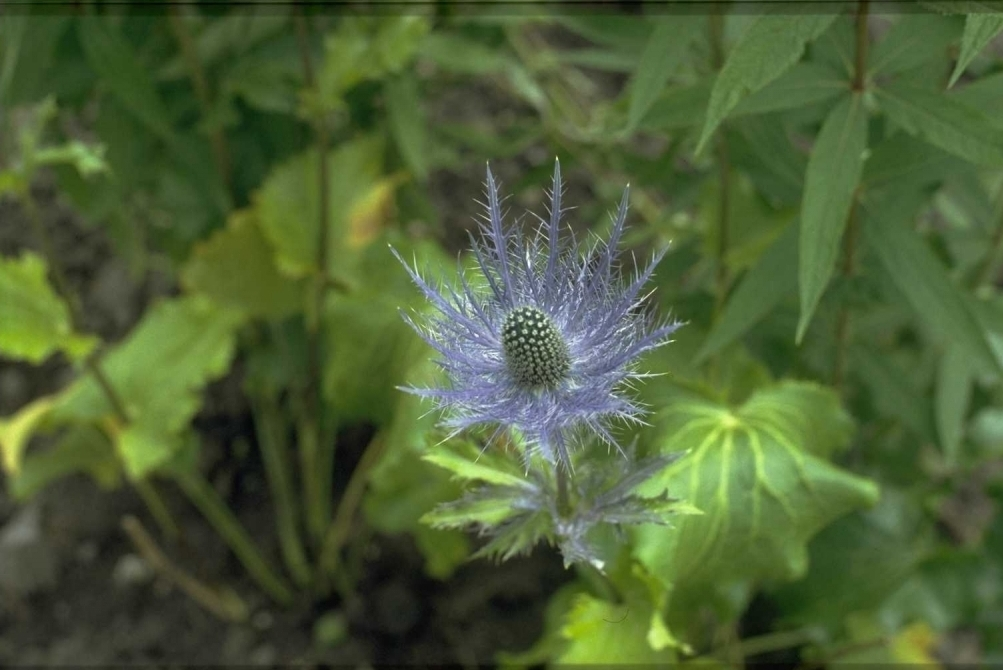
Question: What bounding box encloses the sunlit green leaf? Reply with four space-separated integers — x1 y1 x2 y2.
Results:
254 136 384 278
52 295 242 477
9 424 120 500
0 253 98 363
797 93 868 342
634 382 878 620
0 396 57 475
696 13 838 154
949 13 1003 87
181 209 306 319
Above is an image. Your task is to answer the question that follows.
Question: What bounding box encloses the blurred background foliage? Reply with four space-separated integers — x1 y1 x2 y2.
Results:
2 2 1003 666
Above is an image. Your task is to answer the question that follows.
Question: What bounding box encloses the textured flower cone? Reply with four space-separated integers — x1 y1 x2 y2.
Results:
394 159 681 472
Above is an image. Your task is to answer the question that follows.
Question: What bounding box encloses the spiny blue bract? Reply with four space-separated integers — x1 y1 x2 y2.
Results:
394 159 681 471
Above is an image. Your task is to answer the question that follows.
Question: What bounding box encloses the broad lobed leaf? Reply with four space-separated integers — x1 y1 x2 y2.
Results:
633 381 879 620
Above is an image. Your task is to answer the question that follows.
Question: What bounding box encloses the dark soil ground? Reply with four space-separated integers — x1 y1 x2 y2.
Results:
0 177 570 666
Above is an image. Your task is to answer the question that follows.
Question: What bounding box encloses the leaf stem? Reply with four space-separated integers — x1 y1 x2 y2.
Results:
167 8 231 195
173 467 294 606
250 394 312 588
23 188 179 540
122 515 248 622
318 432 388 586
694 627 823 665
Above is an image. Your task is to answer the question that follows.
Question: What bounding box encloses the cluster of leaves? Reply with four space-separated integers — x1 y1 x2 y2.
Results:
1 3 1003 667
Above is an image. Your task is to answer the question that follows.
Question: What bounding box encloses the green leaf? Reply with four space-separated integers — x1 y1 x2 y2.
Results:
76 16 174 138
852 347 937 440
423 449 533 490
697 220 798 362
731 62 848 117
861 196 1000 374
0 396 57 475
33 140 108 178
936 343 973 466
869 14 964 78
254 136 383 278
771 489 930 632
624 16 700 133
877 82 1003 166
559 591 676 665
797 93 868 342
0 253 98 363
417 33 513 75
638 81 711 131
322 237 443 425
52 295 242 478
384 75 429 181
634 382 878 617
9 425 120 500
949 13 1003 87
181 209 306 319
422 491 526 528
696 13 838 154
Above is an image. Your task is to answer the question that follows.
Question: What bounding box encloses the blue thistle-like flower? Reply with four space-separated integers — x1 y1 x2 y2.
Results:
395 159 681 471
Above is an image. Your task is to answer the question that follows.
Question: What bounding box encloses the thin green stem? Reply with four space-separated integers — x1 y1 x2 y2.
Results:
173 467 294 606
694 628 823 665
135 479 181 541
319 432 388 580
250 394 312 588
294 7 335 548
24 190 180 540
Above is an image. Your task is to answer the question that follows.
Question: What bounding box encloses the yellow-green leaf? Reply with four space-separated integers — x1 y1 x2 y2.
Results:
52 295 242 476
254 136 384 278
0 253 98 363
634 382 878 618
181 209 306 319
0 396 56 474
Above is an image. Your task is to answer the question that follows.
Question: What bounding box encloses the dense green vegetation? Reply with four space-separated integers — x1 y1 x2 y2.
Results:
2 4 1003 665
